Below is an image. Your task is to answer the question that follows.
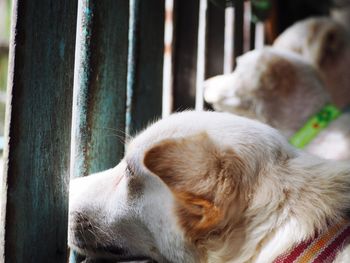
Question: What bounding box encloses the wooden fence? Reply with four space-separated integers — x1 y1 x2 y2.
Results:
0 0 254 262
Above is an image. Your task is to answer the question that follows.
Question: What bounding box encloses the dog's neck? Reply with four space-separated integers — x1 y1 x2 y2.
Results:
271 219 350 263
289 104 342 148
252 155 350 263
261 86 330 139
211 154 350 263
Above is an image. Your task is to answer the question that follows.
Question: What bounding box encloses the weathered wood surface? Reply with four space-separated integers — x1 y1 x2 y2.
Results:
0 0 77 262
171 0 200 111
71 0 129 178
126 0 164 135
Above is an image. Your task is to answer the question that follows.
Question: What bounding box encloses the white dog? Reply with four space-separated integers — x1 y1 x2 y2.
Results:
204 17 350 161
69 111 350 263
273 17 350 108
204 47 350 160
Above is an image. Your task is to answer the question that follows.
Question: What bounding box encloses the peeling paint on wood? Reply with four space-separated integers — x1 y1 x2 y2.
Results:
71 0 129 178
0 0 77 262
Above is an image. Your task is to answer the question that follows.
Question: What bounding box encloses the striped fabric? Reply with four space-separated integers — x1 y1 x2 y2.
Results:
273 220 350 263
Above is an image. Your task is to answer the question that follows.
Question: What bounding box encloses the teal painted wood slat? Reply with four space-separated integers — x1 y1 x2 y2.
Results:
0 0 78 262
70 1 129 262
71 0 129 179
126 0 165 135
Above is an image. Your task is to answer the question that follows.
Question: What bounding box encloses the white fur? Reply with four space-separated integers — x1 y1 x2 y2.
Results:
69 111 350 262
204 46 350 160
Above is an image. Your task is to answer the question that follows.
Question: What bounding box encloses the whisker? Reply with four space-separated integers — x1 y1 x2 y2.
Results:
91 224 114 243
92 127 133 145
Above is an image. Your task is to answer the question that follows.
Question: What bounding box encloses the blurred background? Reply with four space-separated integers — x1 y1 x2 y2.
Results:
0 0 10 137
0 0 10 174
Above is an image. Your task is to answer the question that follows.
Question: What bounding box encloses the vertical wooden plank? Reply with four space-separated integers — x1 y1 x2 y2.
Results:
224 7 234 74
195 0 208 111
205 2 225 78
70 1 129 262
204 2 225 110
0 0 77 262
254 22 265 49
171 0 200 111
243 1 252 52
233 0 244 66
126 0 165 134
250 21 256 50
162 0 174 117
71 0 129 179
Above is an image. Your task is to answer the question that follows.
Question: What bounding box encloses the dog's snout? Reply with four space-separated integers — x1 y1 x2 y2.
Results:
68 211 100 250
72 212 93 230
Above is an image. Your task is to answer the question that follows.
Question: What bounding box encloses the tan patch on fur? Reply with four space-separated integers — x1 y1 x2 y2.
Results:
259 54 297 97
176 191 223 242
143 133 248 243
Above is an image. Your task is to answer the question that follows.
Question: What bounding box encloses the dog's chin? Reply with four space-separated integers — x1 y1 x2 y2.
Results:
70 242 155 262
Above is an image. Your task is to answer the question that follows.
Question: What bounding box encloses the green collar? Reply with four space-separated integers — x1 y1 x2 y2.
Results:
289 104 342 148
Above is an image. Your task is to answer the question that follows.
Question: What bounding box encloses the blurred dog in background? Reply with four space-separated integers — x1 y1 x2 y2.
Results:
273 17 350 108
205 17 350 160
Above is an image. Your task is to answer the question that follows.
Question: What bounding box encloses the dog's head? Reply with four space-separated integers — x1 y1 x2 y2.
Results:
274 17 350 108
204 48 329 136
274 17 349 70
68 111 296 262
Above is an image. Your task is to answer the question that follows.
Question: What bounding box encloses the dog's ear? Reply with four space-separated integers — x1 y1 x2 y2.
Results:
144 133 217 189
318 26 346 69
143 132 246 241
258 54 296 95
143 132 245 193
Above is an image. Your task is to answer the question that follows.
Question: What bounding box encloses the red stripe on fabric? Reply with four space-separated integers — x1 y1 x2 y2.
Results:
273 238 314 263
324 249 339 263
312 224 350 262
324 235 350 263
